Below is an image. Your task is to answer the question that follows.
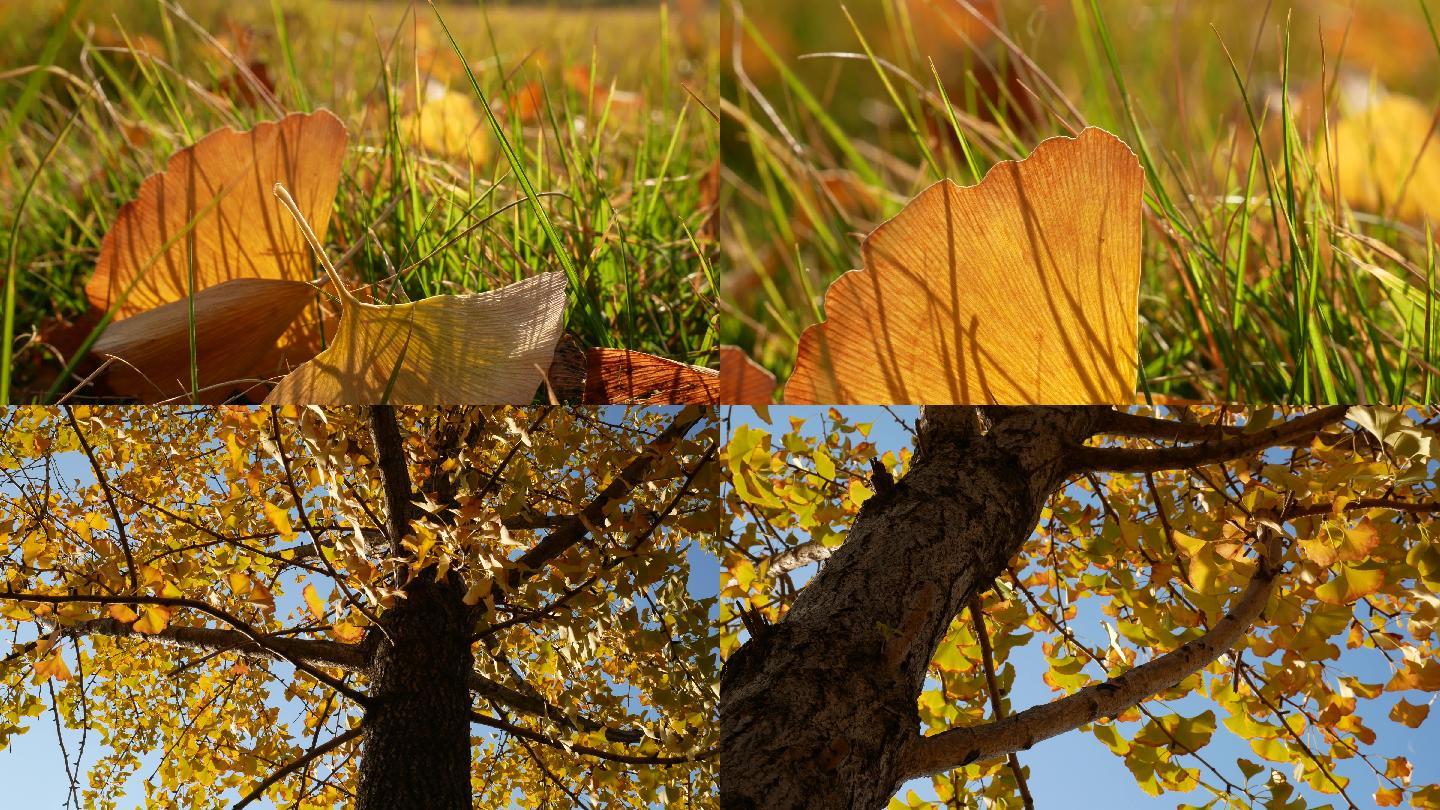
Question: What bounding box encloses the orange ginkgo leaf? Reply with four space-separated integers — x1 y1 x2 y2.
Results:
1320 93 1440 223
719 346 777 404
91 278 316 401
85 110 347 399
785 127 1144 405
583 349 719 404
400 87 491 168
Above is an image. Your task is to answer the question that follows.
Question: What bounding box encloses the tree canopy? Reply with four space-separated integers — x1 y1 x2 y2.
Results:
720 406 1440 809
0 405 717 808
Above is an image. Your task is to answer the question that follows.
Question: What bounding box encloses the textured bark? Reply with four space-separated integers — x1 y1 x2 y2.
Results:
356 572 474 810
720 407 1104 809
355 405 474 810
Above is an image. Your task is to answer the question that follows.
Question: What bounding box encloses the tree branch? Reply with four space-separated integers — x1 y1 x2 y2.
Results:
64 408 137 593
1091 409 1247 442
901 527 1285 780
469 710 713 766
368 404 413 560
0 591 370 705
233 725 363 809
1068 406 1349 474
503 406 706 591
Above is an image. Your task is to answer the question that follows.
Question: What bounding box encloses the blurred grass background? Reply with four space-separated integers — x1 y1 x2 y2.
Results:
722 0 1440 404
0 0 716 402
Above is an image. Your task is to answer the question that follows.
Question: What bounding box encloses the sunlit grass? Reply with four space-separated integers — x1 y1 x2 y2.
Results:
0 0 717 402
721 0 1440 404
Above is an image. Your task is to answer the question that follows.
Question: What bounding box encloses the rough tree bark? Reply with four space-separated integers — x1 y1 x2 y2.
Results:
721 407 1104 808
719 405 1345 810
355 404 475 810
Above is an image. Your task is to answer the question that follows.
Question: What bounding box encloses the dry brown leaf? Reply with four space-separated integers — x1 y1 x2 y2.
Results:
1320 93 1440 223
85 110 347 397
265 272 567 405
785 127 1144 404
93 278 316 401
719 346 777 405
583 349 719 404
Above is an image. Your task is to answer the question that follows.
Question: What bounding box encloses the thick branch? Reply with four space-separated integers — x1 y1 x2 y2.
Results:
1091 410 1246 442
1069 406 1349 474
504 406 705 590
368 405 413 559
901 528 1284 780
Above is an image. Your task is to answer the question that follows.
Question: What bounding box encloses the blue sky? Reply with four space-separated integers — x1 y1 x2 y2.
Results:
724 406 1440 809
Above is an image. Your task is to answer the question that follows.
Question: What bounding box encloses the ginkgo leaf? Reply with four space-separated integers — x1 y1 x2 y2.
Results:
86 111 347 396
400 87 491 168
92 278 316 400
33 652 72 683
106 604 139 624
1314 564 1386 605
263 501 295 541
785 128 1144 404
333 621 364 643
719 346 777 404
133 606 171 634
583 349 719 404
1389 698 1430 728
1320 93 1440 223
302 583 326 621
264 271 567 404
226 571 252 595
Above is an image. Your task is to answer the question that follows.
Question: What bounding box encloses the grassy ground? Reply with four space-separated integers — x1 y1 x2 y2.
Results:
0 0 716 402
722 0 1440 404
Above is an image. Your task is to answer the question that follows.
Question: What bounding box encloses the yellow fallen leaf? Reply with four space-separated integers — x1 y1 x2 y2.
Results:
86 111 347 400
1320 93 1440 223
264 269 567 405
785 128 1144 404
302 583 326 621
400 86 491 168
719 346 777 405
133 605 171 634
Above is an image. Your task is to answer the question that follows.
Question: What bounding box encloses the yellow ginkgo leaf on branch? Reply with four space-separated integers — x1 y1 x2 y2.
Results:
133 605 171 634
264 500 295 541
86 111 347 400
785 127 1144 405
302 583 326 621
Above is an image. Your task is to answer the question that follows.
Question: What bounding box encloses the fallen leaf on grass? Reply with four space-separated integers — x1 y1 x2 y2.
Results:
1320 93 1440 223
785 127 1144 404
85 110 347 400
92 278 316 399
401 86 491 168
719 346 776 404
266 271 567 405
583 348 719 404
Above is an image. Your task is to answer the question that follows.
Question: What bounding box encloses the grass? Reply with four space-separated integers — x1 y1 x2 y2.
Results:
0 0 717 403
721 0 1440 404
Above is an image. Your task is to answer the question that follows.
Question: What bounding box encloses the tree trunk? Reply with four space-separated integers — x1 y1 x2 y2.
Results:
720 407 1102 809
356 572 474 810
